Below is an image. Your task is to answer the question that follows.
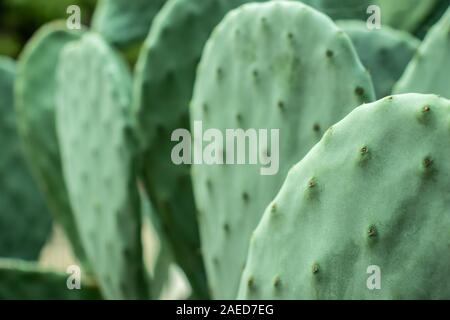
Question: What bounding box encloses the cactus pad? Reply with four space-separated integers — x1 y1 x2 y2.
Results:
374 0 440 32
338 20 420 98
190 1 375 298
394 7 450 98
0 259 101 300
133 0 281 299
14 22 87 265
92 0 167 47
56 33 148 299
239 94 450 299
0 56 52 260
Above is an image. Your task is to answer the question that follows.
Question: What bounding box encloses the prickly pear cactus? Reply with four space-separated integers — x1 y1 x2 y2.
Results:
56 33 148 299
394 7 450 98
239 94 450 299
134 0 278 300
338 20 420 98
14 22 87 265
0 259 102 300
191 2 375 299
92 0 167 47
0 56 52 260
374 0 440 32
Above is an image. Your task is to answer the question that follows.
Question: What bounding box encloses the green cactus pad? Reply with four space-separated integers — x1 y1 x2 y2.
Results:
92 0 167 47
191 2 375 299
0 56 52 260
0 259 102 300
338 20 420 98
134 0 280 299
374 0 440 32
14 22 87 265
394 7 450 98
239 94 450 299
56 33 148 299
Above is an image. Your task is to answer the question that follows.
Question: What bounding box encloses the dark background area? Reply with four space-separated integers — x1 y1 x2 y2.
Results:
0 0 97 58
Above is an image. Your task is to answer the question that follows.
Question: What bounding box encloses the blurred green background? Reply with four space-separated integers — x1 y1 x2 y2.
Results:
0 0 97 58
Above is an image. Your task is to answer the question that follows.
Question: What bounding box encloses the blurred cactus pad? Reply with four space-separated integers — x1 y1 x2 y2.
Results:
0 0 449 300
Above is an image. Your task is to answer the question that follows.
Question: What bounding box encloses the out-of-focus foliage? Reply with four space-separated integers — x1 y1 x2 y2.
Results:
0 0 97 57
